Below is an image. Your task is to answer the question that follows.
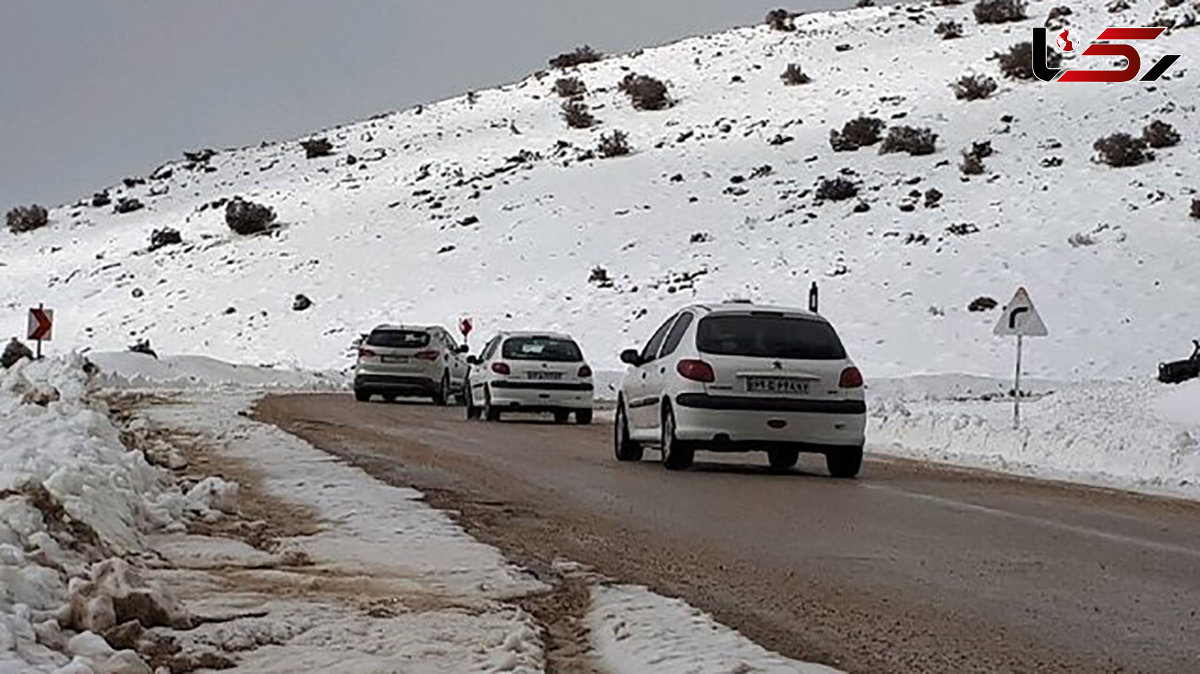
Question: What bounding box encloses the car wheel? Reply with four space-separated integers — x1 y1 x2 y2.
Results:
575 409 593 425
464 378 481 420
354 389 371 403
826 445 864 479
553 411 570 424
661 403 693 471
614 400 643 462
484 387 502 422
382 394 397 404
767 448 800 472
432 371 450 406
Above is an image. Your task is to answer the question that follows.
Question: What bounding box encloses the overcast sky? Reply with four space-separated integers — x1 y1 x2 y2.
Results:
0 1 864 211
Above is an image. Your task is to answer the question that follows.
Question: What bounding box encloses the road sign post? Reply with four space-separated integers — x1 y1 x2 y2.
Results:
27 304 54 360
993 288 1048 429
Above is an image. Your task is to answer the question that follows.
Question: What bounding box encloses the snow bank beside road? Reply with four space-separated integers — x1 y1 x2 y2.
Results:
0 356 191 673
869 377 1200 500
589 585 844 674
88 352 347 391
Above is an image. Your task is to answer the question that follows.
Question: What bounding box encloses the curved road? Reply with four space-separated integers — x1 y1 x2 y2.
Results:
255 394 1200 674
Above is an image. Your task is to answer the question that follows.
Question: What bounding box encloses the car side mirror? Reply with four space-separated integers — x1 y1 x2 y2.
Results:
457 344 470 353
467 355 480 365
619 349 641 366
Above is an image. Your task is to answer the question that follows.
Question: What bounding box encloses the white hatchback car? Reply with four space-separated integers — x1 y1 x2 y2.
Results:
465 331 594 424
614 302 866 476
354 324 469 404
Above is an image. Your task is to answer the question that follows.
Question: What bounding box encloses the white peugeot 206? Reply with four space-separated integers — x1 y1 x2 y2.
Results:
614 302 866 476
465 331 595 424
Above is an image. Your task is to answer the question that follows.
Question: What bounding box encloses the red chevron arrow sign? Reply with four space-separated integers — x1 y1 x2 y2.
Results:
28 306 53 342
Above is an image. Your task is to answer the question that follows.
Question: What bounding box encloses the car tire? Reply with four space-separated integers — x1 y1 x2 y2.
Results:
661 403 693 471
484 387 502 422
382 394 396 404
354 390 371 403
553 411 570 424
768 448 800 472
826 445 864 479
432 371 450 406
464 379 481 420
575 409 593 425
614 399 643 462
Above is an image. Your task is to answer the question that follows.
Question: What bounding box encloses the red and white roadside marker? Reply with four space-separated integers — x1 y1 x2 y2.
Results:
27 304 54 359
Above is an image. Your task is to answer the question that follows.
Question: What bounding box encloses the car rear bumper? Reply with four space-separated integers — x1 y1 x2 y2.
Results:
354 374 438 394
672 393 865 448
489 381 593 411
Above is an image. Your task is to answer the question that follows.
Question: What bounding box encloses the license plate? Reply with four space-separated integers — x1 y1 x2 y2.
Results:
381 356 408 364
528 371 563 381
746 377 809 395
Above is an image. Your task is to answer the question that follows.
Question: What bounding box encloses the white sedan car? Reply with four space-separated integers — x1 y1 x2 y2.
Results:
465 331 594 424
614 302 866 476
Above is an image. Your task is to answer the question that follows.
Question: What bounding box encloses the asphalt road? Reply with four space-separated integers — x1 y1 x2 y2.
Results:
255 394 1200 674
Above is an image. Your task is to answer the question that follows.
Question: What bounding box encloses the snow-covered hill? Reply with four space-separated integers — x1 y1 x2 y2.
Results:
3 0 1198 379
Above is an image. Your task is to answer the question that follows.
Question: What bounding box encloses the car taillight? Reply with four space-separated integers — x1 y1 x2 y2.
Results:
358 348 377 358
677 359 715 383
415 350 440 361
578 365 592 378
839 366 864 389
491 362 511 375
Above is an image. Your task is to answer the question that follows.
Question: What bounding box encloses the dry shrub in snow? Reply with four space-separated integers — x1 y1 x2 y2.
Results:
1142 119 1181 148
128 339 158 358
6 204 48 233
300 137 334 159
816 176 859 201
880 126 938 156
113 197 144 215
995 41 1060 80
2 338 34 368
780 64 811 85
225 197 277 235
550 45 602 69
969 297 998 312
974 0 1027 24
830 116 885 152
1093 133 1152 168
765 9 795 31
936 20 965 38
561 100 596 129
951 74 998 100
619 74 671 110
554 77 587 98
598 130 631 158
148 227 182 251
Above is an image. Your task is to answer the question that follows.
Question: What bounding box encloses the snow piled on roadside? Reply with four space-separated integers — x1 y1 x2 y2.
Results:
87 351 347 391
589 584 844 674
0 356 192 673
869 376 1200 499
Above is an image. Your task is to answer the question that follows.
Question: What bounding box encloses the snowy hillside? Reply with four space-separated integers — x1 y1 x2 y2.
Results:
3 0 1198 379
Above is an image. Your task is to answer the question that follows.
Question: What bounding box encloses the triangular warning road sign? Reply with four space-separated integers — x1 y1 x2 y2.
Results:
993 287 1049 337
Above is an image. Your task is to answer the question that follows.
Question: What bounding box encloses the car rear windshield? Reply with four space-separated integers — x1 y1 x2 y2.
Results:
696 314 846 360
502 336 583 362
366 330 431 349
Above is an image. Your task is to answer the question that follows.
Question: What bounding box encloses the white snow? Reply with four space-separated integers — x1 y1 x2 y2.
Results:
868 375 1200 499
87 351 347 390
0 357 189 673
2 1 1197 383
589 584 845 674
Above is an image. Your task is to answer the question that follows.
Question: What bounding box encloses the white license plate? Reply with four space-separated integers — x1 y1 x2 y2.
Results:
746 377 809 395
527 371 563 381
381 356 409 364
